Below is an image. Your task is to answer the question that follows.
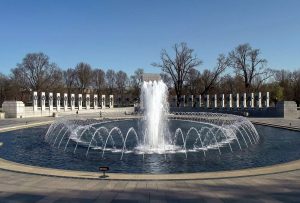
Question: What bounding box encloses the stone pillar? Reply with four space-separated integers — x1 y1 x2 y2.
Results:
206 95 210 108
56 93 61 111
222 94 225 108
266 92 270 108
94 94 98 109
229 94 232 108
199 95 202 108
251 93 254 108
236 93 239 108
49 92 53 111
71 94 75 110
243 93 247 108
101 95 106 109
78 94 82 110
86 94 90 110
109 95 114 108
64 93 68 111
181 95 185 107
257 92 262 108
33 91 38 111
214 94 217 108
41 92 46 111
189 95 194 107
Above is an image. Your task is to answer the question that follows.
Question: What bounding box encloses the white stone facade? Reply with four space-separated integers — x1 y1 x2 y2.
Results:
2 101 25 118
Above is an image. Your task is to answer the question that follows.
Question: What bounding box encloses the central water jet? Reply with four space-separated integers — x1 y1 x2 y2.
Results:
141 80 170 151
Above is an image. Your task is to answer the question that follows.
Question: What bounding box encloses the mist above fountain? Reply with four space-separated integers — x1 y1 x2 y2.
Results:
44 80 260 159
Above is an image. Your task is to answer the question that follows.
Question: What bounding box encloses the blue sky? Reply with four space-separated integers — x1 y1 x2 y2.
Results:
0 0 299 75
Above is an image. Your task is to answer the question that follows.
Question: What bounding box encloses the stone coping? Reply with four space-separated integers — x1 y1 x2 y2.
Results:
0 157 300 181
0 121 53 133
0 117 299 180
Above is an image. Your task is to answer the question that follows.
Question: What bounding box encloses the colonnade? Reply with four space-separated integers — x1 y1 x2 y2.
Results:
172 92 270 108
32 91 114 111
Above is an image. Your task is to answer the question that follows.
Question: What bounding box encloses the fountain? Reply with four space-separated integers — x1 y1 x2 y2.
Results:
139 80 171 153
44 80 260 160
4 80 300 174
3 81 300 174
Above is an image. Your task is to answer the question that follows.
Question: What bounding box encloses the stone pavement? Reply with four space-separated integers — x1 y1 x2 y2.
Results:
0 168 300 202
0 116 54 129
249 117 300 131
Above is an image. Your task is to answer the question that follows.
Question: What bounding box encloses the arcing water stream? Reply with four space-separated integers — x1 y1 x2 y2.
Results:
45 81 259 160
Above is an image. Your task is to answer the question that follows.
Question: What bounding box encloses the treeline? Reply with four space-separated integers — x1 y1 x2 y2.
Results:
0 52 144 106
155 43 300 106
0 42 300 107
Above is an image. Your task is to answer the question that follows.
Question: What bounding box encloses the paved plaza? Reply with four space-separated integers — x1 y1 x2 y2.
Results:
0 116 299 202
0 168 300 202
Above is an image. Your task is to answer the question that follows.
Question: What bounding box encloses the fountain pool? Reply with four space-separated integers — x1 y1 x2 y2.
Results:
1 121 300 173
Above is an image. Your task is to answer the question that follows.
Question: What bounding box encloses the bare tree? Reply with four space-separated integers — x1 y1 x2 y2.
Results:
274 69 291 87
11 52 63 92
160 73 173 89
292 70 300 105
63 68 77 95
129 68 144 99
252 71 275 92
106 69 116 94
199 54 229 95
130 68 143 87
219 74 236 93
115 70 128 102
152 42 202 106
229 43 271 92
185 68 201 95
218 74 245 94
75 62 93 93
274 69 300 103
93 68 106 96
0 73 9 105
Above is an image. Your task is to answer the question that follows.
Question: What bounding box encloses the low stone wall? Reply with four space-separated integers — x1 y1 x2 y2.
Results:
170 101 299 118
1 100 135 118
24 106 135 118
170 107 278 117
2 100 298 119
